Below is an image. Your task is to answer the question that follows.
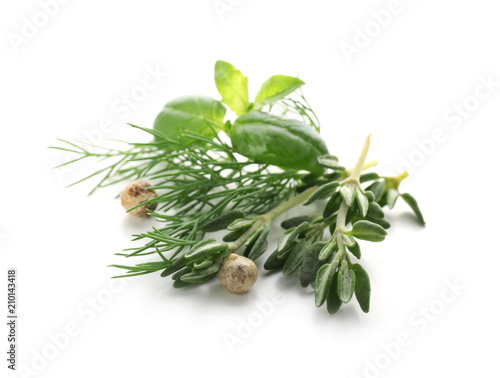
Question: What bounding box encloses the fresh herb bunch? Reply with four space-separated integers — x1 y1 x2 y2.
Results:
52 61 425 314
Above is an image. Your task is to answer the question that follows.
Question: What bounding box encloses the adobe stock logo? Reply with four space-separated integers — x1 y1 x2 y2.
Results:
212 0 245 21
7 0 71 54
394 74 499 176
339 0 417 63
222 290 286 353
350 278 466 378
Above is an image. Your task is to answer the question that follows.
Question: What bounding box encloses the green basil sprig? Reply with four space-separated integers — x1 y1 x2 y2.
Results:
229 111 329 173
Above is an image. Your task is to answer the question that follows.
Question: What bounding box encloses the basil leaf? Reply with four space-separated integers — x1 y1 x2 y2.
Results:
317 155 346 171
326 272 342 314
337 260 356 303
299 242 326 287
315 261 339 307
200 210 246 232
349 220 387 242
401 192 426 225
254 75 305 109
351 264 371 313
214 61 249 115
153 95 226 145
283 239 312 276
230 112 329 173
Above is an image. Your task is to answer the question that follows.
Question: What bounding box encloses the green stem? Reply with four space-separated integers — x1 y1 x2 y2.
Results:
346 134 372 184
263 186 318 221
228 185 318 253
332 134 373 261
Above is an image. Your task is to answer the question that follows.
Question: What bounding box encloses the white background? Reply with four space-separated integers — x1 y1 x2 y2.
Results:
1 1 499 377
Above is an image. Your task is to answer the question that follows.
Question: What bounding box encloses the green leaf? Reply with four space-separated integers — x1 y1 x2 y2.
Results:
364 191 375 202
193 258 213 270
326 272 342 314
173 275 193 288
360 172 380 183
247 224 271 260
319 238 337 261
303 182 339 206
264 247 290 271
160 256 188 277
356 188 369 217
349 220 387 242
367 202 385 220
254 75 305 109
351 264 371 313
323 191 341 220
337 260 356 303
299 242 326 287
340 185 356 207
401 193 426 225
347 240 361 259
230 112 329 173
185 241 228 260
277 221 310 254
200 210 246 232
153 95 226 146
281 216 311 230
369 217 391 230
248 241 268 261
283 239 312 276
387 188 400 209
341 233 356 248
317 155 346 171
367 181 386 202
227 218 255 231
214 61 249 116
315 261 339 307
181 256 223 283
223 228 246 242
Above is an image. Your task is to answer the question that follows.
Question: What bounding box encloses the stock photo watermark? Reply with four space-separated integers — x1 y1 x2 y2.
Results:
339 0 417 63
350 278 466 378
212 0 245 21
17 276 128 377
7 0 71 54
0 233 8 245
393 74 499 175
52 64 169 183
223 290 286 353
